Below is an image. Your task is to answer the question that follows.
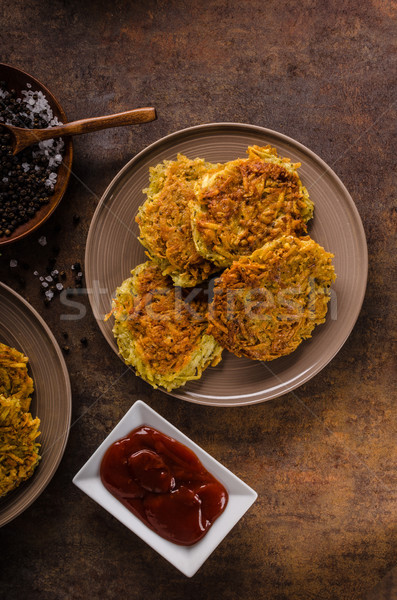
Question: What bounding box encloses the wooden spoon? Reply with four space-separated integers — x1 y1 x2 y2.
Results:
1 107 157 155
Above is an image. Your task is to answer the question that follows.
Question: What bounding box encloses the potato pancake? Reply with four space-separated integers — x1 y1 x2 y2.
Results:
0 342 34 412
208 235 335 361
191 145 314 267
0 395 41 497
111 261 223 391
136 154 220 287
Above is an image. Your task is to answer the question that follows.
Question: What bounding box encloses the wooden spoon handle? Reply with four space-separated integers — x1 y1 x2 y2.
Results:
8 107 157 154
37 107 156 141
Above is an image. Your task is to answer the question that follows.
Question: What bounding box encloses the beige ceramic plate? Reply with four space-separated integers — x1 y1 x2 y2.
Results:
85 123 368 406
0 283 71 526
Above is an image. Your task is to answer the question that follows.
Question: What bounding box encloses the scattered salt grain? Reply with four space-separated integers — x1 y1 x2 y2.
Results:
45 176 57 190
38 236 47 246
45 275 53 283
9 259 18 268
33 270 39 276
56 283 63 291
45 290 54 300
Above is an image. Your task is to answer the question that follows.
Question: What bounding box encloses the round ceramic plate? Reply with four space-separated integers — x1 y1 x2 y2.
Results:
0 283 71 526
85 123 368 407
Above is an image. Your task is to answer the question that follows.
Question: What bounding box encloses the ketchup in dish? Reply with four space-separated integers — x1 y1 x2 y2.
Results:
100 425 228 546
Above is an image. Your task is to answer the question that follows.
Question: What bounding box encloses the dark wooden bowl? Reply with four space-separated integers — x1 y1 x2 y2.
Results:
0 63 73 246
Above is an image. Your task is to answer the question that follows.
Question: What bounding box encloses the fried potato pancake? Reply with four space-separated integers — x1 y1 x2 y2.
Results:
191 145 314 267
0 342 34 412
111 261 223 391
208 235 335 361
136 154 220 287
0 395 41 497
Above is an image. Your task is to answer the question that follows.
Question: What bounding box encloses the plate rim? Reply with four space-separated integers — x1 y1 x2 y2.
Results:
85 122 368 406
0 282 72 527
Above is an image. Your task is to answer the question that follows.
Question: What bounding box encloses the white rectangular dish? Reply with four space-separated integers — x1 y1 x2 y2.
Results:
73 400 257 577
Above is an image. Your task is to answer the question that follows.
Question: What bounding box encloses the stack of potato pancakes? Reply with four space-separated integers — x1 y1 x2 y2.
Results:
110 145 335 391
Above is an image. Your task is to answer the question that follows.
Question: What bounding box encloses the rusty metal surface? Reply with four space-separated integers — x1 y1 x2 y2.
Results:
0 1 396 599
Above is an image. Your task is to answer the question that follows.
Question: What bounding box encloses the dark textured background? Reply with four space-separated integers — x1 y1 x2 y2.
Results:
0 1 396 599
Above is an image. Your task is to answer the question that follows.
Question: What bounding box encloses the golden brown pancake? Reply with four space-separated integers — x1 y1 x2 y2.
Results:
191 145 314 268
110 261 223 390
136 154 220 287
207 235 335 361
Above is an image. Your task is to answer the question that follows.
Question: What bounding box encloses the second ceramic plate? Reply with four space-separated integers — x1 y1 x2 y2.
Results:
0 283 72 526
85 123 368 406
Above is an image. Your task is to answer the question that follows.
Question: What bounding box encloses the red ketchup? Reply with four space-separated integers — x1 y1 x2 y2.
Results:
100 425 228 546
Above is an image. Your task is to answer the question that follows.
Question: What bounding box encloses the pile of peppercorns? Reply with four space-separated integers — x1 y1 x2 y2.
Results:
0 82 64 237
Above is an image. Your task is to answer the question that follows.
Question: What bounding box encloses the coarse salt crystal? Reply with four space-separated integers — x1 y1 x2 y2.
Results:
38 236 47 246
9 259 18 268
56 283 63 291
33 270 39 276
45 275 53 283
45 290 54 300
